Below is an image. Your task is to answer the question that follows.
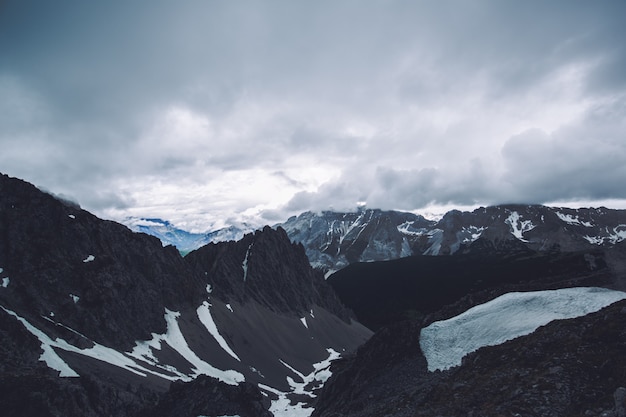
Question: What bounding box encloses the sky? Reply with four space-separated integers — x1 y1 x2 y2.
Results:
1 1 626 232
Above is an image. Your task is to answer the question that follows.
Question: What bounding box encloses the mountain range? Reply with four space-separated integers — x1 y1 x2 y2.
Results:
132 205 626 276
3 171 626 417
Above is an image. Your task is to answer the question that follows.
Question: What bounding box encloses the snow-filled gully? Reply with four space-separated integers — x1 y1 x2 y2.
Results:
1 305 244 385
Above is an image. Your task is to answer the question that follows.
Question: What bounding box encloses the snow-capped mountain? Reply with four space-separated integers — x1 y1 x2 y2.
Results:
276 205 626 274
123 217 255 255
0 173 371 417
277 209 435 275
125 205 625 275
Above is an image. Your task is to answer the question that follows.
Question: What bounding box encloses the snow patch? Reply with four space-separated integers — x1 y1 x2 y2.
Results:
300 317 308 329
1 277 9 288
420 287 626 372
261 348 341 416
160 309 244 384
555 211 593 227
583 225 626 245
82 255 95 263
206 284 212 294
68 214 75 219
69 294 79 303
504 211 535 242
242 243 253 282
226 303 233 313
460 226 486 243
258 383 313 417
197 301 241 362
1 306 79 377
423 229 443 255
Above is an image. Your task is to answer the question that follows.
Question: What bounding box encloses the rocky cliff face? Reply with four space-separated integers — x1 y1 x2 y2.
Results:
185 226 352 321
277 209 435 274
0 173 371 417
0 173 205 350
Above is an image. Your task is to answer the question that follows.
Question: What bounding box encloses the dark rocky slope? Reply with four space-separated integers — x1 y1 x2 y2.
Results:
328 247 617 330
313 299 626 417
185 226 352 320
0 174 205 350
0 173 372 417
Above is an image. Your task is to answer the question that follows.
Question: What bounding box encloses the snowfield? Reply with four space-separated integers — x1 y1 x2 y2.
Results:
420 287 626 372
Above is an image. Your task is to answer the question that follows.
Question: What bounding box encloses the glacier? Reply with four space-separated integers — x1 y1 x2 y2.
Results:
420 287 626 372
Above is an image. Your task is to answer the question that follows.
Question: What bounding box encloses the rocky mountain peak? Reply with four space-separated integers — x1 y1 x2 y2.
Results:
185 225 352 320
0 173 205 351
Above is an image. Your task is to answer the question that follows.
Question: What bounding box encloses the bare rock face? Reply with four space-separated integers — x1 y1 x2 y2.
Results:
138 376 272 417
185 226 354 321
0 173 205 351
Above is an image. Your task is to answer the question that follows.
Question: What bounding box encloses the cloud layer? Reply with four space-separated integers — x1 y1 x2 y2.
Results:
1 1 626 230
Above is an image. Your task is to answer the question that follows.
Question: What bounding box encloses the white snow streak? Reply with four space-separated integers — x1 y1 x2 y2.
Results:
1 305 245 384
161 308 244 385
420 287 626 372
300 317 308 329
259 383 313 417
264 348 341 416
196 301 241 362
242 243 253 282
226 303 233 312
504 211 535 242
68 214 75 219
555 211 593 227
1 306 79 377
583 225 626 245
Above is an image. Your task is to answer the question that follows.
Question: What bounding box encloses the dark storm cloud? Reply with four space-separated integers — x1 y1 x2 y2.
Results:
1 0 626 227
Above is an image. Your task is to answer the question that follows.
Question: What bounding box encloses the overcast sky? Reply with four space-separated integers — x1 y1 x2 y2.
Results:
1 1 626 231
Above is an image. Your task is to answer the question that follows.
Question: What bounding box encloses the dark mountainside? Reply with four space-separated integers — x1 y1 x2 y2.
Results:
328 248 618 330
313 240 626 416
0 173 371 417
312 298 626 417
185 226 352 320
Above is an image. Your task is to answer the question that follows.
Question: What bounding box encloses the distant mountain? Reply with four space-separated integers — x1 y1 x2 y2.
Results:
123 217 255 254
277 209 435 275
277 205 626 274
126 205 626 273
0 173 371 417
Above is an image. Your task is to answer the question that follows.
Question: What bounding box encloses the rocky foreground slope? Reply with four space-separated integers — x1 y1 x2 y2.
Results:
0 173 371 417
